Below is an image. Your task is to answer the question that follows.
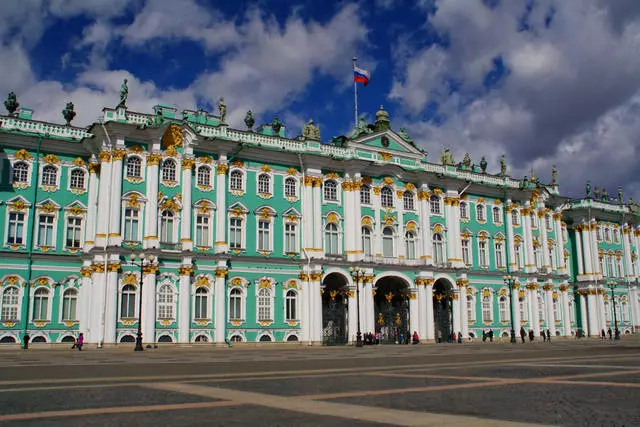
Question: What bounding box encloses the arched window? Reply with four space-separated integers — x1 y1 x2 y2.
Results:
197 165 211 187
381 186 393 208
69 169 85 190
604 301 612 322
476 204 485 221
492 206 501 224
403 191 415 211
324 223 339 255
324 180 338 201
430 195 441 214
258 174 270 194
460 202 468 219
538 295 545 322
362 227 372 256
32 288 49 321
229 170 243 191
157 284 175 320
405 231 417 260
124 207 140 242
1 287 20 321
433 233 444 264
482 295 492 323
382 226 394 257
257 288 272 321
613 229 620 243
461 238 471 265
12 162 29 183
360 184 371 205
161 159 177 182
499 296 509 322
160 210 175 243
126 156 142 178
41 165 57 187
285 290 297 321
61 289 78 321
194 287 209 320
284 177 297 198
229 288 242 320
121 285 136 319
512 210 520 226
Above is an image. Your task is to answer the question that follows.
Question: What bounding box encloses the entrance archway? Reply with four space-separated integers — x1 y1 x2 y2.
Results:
433 278 454 342
321 273 349 345
374 276 411 344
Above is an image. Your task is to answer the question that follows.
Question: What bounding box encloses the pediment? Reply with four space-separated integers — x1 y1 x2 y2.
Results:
348 130 425 159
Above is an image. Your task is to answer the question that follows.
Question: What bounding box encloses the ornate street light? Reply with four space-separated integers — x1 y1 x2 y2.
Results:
503 274 518 344
606 278 620 340
349 266 364 347
128 253 155 351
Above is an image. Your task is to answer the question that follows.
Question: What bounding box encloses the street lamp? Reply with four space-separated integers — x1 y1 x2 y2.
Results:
128 253 155 351
503 274 518 344
349 266 364 347
606 278 620 340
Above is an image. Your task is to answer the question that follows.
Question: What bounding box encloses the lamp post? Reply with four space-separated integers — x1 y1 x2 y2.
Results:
349 266 364 347
128 253 155 351
607 278 620 340
503 274 517 344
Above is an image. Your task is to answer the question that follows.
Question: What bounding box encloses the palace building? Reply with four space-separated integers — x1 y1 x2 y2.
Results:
0 90 638 346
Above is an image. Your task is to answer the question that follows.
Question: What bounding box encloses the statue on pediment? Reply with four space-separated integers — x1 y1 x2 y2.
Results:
594 186 600 200
499 155 507 177
4 92 19 115
302 119 320 140
480 156 488 173
552 165 557 185
618 187 624 205
602 188 609 202
218 97 226 123
351 115 373 138
62 102 76 125
586 181 592 198
244 111 255 130
440 148 454 166
118 78 128 108
398 127 413 143
462 153 471 170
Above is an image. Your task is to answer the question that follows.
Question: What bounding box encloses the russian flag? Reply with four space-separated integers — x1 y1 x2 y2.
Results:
354 66 370 86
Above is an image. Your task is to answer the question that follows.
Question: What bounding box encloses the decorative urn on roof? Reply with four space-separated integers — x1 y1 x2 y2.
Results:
374 105 390 132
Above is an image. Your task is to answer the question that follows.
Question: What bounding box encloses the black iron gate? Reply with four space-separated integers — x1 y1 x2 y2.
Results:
322 293 348 345
375 295 409 344
434 295 453 342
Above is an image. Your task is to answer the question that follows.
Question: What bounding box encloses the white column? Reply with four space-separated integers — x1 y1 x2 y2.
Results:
95 152 112 248
513 284 521 335
560 285 572 336
103 263 119 345
312 180 323 255
631 285 639 330
425 282 434 340
144 153 161 249
587 289 598 336
579 293 588 335
78 264 93 337
623 226 633 279
108 148 125 247
445 195 456 265
310 271 323 343
215 158 228 253
181 158 194 251
396 189 405 260
523 205 535 273
178 267 192 343
554 212 566 273
539 208 550 270
581 225 593 275
591 223 600 277
84 162 99 250
409 290 419 337
506 202 516 268
416 281 427 339
373 186 382 258
301 177 314 254
353 174 363 261
343 175 355 259
418 186 432 265
348 286 357 343
574 227 584 276
141 265 157 344
364 279 375 336
530 286 540 336
90 266 107 345
452 290 461 335
598 289 607 332
214 267 227 343
459 282 469 339
544 285 555 336
301 270 311 344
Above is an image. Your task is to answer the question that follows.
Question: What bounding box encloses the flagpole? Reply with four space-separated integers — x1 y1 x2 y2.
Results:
353 56 358 129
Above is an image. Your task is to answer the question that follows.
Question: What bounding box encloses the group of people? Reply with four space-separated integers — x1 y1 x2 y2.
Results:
519 327 552 343
362 331 421 345
600 328 620 340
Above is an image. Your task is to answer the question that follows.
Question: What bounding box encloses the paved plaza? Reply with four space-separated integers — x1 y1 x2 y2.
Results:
0 338 638 426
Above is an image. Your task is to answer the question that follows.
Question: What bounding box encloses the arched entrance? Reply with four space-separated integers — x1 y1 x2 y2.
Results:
321 273 349 345
433 278 454 342
374 276 410 344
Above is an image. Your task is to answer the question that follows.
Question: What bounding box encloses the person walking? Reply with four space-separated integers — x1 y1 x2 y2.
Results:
546 329 551 343
76 333 84 351
520 327 526 343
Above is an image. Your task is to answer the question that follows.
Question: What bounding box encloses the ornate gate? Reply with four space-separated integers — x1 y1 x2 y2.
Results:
376 293 410 344
322 292 348 345
433 294 453 342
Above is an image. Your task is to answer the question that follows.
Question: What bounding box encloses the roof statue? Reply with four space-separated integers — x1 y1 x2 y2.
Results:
244 110 255 131
618 187 624 205
118 78 128 109
499 155 507 177
440 148 454 166
398 127 413 143
4 92 19 115
586 181 592 198
552 165 557 186
529 167 536 182
374 105 390 132
593 186 600 200
271 116 282 135
350 115 373 138
462 153 471 170
480 156 488 173
602 188 608 202
302 119 320 141
62 102 76 126
218 97 226 124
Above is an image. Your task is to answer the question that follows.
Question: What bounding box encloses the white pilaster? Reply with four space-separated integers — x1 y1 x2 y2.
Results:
417 283 427 339
373 185 382 258
513 284 521 335
144 153 160 249
425 282 434 340
142 265 157 344
103 264 119 345
353 173 363 261
554 212 566 273
181 158 194 251
312 178 323 257
452 289 461 335
587 289 598 336
561 285 572 336
579 293 588 335
178 269 191 343
459 282 469 339
539 207 550 271
214 266 227 343
419 185 432 265
108 145 125 247
623 226 633 278
523 205 535 273
506 201 516 268
530 286 540 336
544 285 555 336
310 269 323 343
581 224 593 275
78 264 92 337
94 152 112 248
84 162 99 251
215 157 228 253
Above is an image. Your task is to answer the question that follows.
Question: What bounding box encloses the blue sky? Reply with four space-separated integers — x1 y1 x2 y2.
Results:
2 0 640 200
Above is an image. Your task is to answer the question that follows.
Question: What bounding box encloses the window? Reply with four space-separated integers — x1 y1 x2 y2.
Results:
360 184 371 205
69 169 85 190
197 166 211 187
284 223 297 253
406 231 417 259
512 210 520 226
195 214 210 247
162 159 176 182
41 165 57 187
545 214 552 230
596 227 602 241
160 210 175 243
126 156 142 179
621 302 629 322
284 177 297 198
430 195 441 214
325 223 339 255
531 213 538 228
382 227 394 257
538 295 545 322
258 174 270 194
461 239 471 265
362 227 372 256
553 299 560 321
495 242 504 268
229 288 242 320
433 233 444 264
403 192 415 211
61 289 77 321
12 162 28 183
7 212 25 245
1 287 19 321
123 208 140 242
257 288 272 321
482 295 492 322
533 246 541 268
230 170 243 191
604 228 611 242
499 296 509 322
467 295 475 323
515 243 523 270
613 229 620 243
32 288 49 321
476 204 485 221
324 180 338 201
617 259 623 277
65 216 83 248
381 187 393 208
37 214 55 247
607 256 614 277
604 301 612 322
569 299 575 323
229 218 243 249
460 202 468 219
121 285 136 318
285 290 297 321
257 220 271 251
548 246 555 269
194 287 208 320
520 297 528 321
157 284 175 320
479 241 488 267
493 207 501 224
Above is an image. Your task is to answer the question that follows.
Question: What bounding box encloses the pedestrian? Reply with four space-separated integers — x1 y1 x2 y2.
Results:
412 331 419 344
546 329 551 343
22 333 30 350
375 331 380 345
607 328 612 340
542 331 547 343
489 329 494 343
482 330 486 342
601 329 606 340
457 331 462 344
520 327 526 343
437 330 442 344
76 333 84 351
528 329 534 342
452 332 457 343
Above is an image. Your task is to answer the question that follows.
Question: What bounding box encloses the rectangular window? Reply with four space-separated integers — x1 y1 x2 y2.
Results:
37 215 54 247
257 220 270 251
65 217 83 248
462 239 470 265
7 212 25 245
515 244 523 270
495 243 504 268
123 208 139 242
229 218 243 249
284 223 297 253
195 214 210 247
479 241 488 267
